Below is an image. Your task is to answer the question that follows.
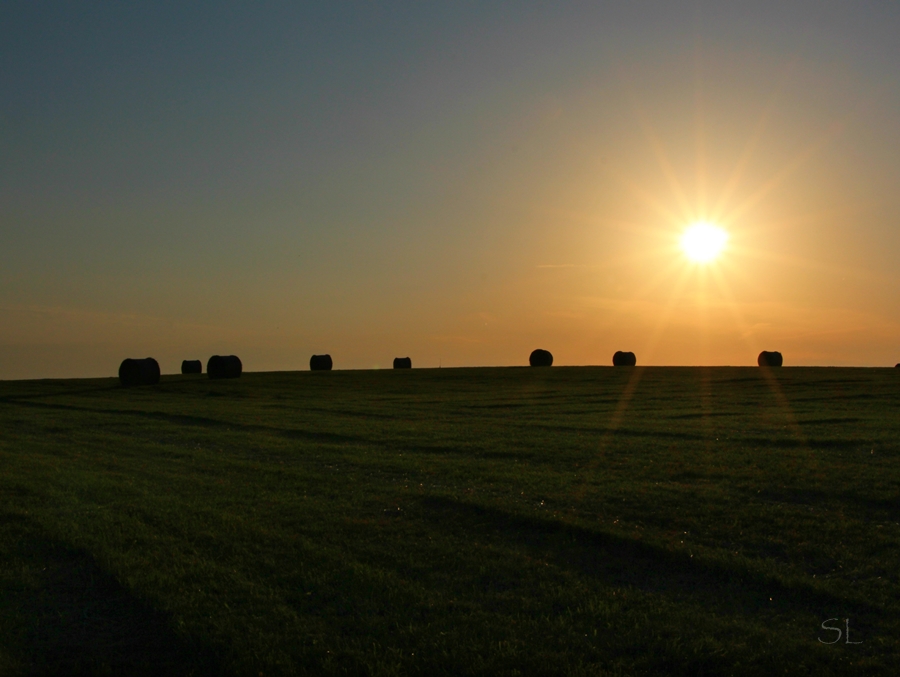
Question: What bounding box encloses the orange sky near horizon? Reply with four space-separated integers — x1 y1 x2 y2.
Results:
2 3 899 379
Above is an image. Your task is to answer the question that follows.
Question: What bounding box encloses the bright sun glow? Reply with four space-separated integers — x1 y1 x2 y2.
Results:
680 223 728 262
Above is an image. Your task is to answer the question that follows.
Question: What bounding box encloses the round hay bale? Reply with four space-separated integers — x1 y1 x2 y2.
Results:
119 357 160 387
757 351 783 367
207 355 242 379
393 357 412 369
529 349 553 367
310 354 333 371
612 351 637 366
181 359 202 374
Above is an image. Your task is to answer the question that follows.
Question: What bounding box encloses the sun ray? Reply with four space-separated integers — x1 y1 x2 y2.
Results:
639 264 694 364
570 361 646 504
633 256 689 296
733 244 890 284
706 264 767 359
693 41 709 221
755 363 811 454
583 63 892 382
710 63 796 223
630 100 695 223
718 119 845 228
693 267 814 471
717 84 886 232
702 264 813 454
606 169 690 229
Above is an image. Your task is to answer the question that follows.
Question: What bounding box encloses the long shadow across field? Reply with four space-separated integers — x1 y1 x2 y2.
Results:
1 397 366 446
0 513 221 676
417 496 885 635
1 397 497 459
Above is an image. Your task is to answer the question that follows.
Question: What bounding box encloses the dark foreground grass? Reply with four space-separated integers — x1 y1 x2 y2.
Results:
1 366 898 675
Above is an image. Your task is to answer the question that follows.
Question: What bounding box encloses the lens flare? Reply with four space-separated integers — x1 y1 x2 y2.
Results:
681 223 728 262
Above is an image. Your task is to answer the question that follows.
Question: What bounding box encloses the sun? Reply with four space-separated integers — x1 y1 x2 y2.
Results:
680 222 728 263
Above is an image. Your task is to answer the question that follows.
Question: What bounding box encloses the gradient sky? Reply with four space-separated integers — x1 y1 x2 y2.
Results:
3 1 900 378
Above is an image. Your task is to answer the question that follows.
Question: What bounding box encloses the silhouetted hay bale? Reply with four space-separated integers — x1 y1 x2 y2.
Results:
181 360 202 375
393 357 412 369
119 357 160 387
896 363 900 368
612 351 637 367
310 354 333 371
758 351 783 367
529 349 553 367
207 355 242 379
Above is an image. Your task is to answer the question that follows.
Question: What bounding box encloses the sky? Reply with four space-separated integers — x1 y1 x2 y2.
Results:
2 1 900 378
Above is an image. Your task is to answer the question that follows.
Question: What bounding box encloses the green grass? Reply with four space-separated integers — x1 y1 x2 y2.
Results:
1 366 898 675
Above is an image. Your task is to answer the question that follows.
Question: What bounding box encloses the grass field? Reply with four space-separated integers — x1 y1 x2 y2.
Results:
1 366 898 675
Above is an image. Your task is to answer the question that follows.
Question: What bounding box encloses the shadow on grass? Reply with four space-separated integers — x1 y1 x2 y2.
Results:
417 496 886 627
533 421 868 450
1 397 368 447
754 486 900 519
0 383 122 402
0 514 221 677
2 399 505 459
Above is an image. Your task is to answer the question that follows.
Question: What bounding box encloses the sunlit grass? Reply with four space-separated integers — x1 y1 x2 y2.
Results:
1 367 898 675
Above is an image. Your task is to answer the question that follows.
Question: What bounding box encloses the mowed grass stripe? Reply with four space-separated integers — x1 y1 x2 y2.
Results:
1 367 898 675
